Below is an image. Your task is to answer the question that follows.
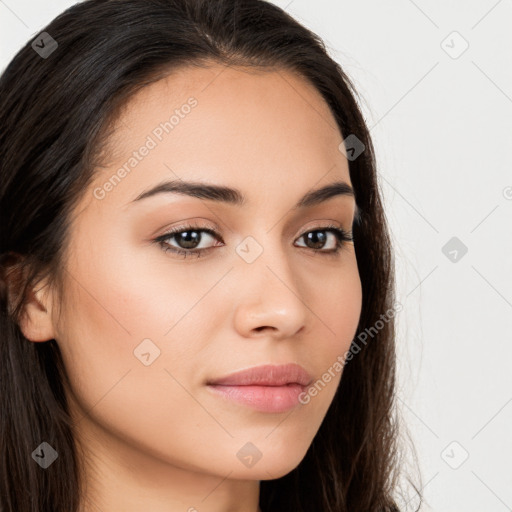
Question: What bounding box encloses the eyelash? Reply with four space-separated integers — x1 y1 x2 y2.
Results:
153 221 354 260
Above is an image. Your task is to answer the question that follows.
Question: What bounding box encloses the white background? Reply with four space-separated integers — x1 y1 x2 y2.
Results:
1 1 511 511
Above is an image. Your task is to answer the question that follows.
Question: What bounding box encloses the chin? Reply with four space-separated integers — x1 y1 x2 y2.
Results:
232 444 309 481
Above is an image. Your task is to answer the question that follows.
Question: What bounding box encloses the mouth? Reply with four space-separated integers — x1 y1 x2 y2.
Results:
206 363 312 413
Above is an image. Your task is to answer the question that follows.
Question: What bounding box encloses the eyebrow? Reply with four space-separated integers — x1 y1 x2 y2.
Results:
129 179 356 210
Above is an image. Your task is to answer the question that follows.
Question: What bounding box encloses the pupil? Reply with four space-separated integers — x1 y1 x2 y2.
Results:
178 231 200 249
307 231 326 249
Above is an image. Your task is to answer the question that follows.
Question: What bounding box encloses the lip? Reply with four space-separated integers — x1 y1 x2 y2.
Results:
207 363 313 387
206 363 313 413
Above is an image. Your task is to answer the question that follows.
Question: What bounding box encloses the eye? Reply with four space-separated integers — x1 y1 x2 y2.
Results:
154 222 222 259
295 225 353 255
153 222 353 259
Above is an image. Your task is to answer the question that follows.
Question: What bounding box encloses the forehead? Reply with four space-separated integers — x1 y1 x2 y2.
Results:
90 63 351 211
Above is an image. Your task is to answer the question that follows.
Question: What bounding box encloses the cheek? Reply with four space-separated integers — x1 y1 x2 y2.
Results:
67 224 213 336
330 267 362 348
56 249 230 474
300 255 362 395
310 253 362 351
57 228 229 402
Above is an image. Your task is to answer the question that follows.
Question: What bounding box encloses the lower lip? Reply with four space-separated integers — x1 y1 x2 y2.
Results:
207 384 306 413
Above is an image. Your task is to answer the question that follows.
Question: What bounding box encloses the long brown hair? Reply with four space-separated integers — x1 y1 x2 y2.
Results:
0 0 422 510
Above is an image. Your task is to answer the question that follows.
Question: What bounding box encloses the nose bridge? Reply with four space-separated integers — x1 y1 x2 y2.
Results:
231 229 308 336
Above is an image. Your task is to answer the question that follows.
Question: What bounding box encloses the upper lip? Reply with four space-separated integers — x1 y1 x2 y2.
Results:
207 363 313 387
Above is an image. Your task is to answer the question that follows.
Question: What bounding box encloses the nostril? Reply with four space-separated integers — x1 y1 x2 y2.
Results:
254 326 275 333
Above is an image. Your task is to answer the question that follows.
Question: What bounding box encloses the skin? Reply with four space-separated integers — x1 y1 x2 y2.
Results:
18 63 362 512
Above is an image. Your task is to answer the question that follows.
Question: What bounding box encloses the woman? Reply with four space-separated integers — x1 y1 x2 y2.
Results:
0 0 422 510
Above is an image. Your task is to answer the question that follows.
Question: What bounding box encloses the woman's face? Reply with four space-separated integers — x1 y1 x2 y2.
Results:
31 63 362 503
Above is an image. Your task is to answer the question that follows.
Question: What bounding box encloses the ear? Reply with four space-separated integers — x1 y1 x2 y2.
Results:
18 280 57 342
4 256 57 342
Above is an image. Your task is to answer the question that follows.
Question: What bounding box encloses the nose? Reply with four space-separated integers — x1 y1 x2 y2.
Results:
231 243 308 340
